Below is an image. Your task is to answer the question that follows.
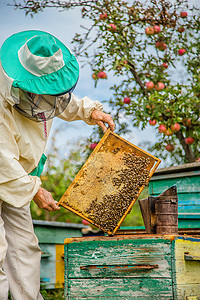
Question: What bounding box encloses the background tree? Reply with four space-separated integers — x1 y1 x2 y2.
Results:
14 0 200 165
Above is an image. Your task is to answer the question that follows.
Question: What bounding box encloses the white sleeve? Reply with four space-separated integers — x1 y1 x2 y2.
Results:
58 93 103 125
0 119 41 207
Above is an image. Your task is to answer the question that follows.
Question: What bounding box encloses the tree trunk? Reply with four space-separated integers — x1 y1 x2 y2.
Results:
175 131 196 163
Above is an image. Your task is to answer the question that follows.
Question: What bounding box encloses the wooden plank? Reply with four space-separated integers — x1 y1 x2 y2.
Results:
177 193 200 213
171 239 177 300
64 244 69 300
178 218 200 229
150 170 200 181
176 193 200 204
176 284 200 299
67 239 172 278
174 237 200 292
149 176 200 194
67 278 173 298
153 162 200 175
64 234 176 244
34 226 83 244
55 244 64 288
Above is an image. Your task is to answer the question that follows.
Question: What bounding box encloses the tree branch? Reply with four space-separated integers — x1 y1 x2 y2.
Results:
128 61 149 97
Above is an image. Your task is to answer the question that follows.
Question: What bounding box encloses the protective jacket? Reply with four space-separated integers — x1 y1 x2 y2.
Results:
0 63 103 207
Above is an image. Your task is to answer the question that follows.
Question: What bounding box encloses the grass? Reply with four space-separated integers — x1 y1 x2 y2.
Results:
41 289 64 299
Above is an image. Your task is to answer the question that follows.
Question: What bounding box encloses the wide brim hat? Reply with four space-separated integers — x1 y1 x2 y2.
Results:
0 30 79 95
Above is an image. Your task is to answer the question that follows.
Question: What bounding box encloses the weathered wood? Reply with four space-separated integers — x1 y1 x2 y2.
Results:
67 238 172 279
55 244 64 288
64 234 176 244
174 237 200 285
152 162 200 175
178 216 200 229
149 176 200 194
68 278 173 298
176 284 200 299
64 235 200 299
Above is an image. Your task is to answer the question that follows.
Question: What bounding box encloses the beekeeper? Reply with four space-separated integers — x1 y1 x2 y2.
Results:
0 30 115 300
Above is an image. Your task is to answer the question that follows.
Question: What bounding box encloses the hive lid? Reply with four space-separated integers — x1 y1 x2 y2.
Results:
58 129 161 235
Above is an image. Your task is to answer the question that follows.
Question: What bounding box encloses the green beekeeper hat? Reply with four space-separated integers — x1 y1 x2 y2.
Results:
0 30 79 95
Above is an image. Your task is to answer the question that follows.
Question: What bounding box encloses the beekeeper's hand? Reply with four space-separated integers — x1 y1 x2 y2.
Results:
33 187 60 212
91 110 115 133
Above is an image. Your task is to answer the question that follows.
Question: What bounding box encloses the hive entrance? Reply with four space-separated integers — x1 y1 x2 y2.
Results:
59 129 160 235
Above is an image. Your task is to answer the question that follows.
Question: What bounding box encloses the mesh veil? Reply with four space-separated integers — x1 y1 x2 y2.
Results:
11 87 74 122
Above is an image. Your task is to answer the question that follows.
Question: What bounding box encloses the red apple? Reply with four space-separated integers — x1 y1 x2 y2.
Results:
153 25 161 34
165 128 173 136
97 71 107 79
180 12 187 18
90 143 98 150
123 60 128 64
149 119 157 126
82 219 90 225
108 23 116 32
159 124 167 133
92 73 98 80
145 81 154 90
100 13 108 20
178 49 186 56
145 27 155 35
165 144 175 152
162 63 168 69
178 27 185 33
185 137 194 145
155 41 167 51
123 97 131 104
155 82 165 91
183 118 192 127
171 123 181 132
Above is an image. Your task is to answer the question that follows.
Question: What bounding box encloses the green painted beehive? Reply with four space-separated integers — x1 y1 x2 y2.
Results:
64 234 200 299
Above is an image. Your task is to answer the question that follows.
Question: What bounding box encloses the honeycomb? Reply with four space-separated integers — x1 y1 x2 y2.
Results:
59 130 160 235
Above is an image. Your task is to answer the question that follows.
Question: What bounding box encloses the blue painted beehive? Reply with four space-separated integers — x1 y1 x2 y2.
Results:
148 162 200 228
33 220 86 289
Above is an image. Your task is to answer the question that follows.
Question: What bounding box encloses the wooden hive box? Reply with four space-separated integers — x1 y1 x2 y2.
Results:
64 234 200 299
59 129 160 235
149 163 200 229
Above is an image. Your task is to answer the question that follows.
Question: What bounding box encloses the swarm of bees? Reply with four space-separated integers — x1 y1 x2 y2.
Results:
85 153 151 233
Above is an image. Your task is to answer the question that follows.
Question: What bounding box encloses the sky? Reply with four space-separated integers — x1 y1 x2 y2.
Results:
1 0 198 168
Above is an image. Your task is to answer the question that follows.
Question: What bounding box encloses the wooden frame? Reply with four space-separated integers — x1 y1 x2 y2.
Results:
59 129 161 235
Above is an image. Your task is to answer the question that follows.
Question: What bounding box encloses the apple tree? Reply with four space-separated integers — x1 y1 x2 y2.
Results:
13 0 200 164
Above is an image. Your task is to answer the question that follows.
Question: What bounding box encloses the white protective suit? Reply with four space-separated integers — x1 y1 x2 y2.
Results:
0 62 103 300
0 62 103 207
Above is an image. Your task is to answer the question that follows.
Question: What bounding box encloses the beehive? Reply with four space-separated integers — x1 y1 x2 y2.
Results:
59 129 161 235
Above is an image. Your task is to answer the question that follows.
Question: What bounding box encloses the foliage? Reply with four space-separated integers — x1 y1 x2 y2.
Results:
121 186 147 227
13 0 200 165
40 289 64 300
